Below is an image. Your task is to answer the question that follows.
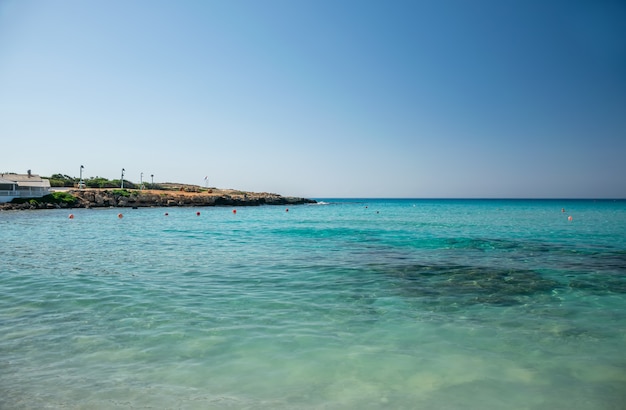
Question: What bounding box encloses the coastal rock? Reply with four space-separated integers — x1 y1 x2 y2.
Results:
0 188 316 210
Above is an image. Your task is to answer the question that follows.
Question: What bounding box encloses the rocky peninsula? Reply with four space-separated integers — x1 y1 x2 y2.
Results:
0 187 316 210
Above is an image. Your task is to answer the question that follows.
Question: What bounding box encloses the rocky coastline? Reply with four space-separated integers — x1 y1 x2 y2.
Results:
0 188 317 210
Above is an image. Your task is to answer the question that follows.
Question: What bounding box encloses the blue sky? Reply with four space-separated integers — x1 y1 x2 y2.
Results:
1 0 624 198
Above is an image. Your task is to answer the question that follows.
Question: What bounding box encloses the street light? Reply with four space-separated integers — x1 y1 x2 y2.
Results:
151 174 154 187
79 165 84 189
121 168 125 189
140 172 144 190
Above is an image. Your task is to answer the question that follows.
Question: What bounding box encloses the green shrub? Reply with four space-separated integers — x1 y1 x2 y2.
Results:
86 178 108 188
111 189 131 197
44 192 78 205
49 179 66 187
11 192 77 206
48 174 77 187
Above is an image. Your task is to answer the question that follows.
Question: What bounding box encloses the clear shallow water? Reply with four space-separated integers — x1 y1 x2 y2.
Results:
1 199 625 409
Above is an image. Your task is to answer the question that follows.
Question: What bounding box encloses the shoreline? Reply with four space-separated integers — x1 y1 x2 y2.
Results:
0 188 316 210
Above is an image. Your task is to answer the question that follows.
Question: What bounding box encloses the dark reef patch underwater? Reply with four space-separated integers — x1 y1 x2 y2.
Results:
379 263 562 306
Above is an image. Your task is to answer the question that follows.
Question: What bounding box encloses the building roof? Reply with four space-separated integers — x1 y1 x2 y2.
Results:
17 179 51 188
0 177 17 185
0 173 50 188
1 173 45 182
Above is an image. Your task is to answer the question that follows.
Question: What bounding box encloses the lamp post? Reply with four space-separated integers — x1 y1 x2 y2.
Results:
151 174 154 187
140 172 144 190
79 165 84 189
121 168 125 189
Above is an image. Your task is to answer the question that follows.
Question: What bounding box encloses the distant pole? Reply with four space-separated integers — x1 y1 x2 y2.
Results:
204 175 208 188
151 174 154 187
140 172 144 190
79 165 84 189
121 168 125 189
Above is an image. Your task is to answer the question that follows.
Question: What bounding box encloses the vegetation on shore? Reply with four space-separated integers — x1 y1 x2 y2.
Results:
47 174 147 189
45 174 207 192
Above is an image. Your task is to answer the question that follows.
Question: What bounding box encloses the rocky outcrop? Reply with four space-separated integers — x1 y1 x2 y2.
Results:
0 189 316 210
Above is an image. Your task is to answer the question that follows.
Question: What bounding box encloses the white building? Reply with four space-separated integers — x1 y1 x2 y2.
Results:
0 171 51 203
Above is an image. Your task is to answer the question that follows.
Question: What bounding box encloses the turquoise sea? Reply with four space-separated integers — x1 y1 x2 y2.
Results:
1 199 625 409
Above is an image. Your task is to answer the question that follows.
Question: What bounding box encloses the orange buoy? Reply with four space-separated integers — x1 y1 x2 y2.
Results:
196 211 201 216
68 214 74 219
568 215 573 221
118 213 123 219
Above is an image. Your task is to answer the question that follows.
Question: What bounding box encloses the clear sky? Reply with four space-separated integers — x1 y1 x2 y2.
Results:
1 0 625 198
